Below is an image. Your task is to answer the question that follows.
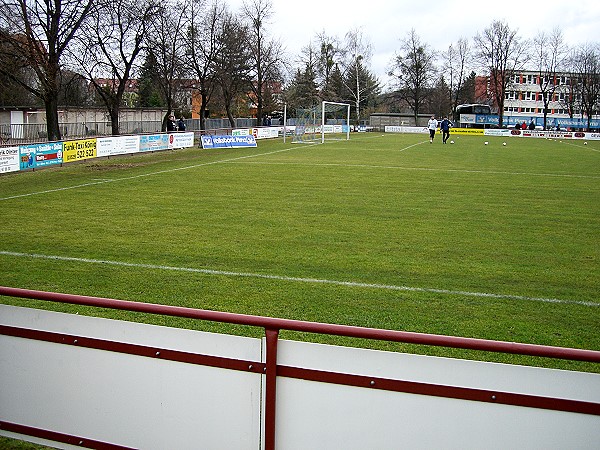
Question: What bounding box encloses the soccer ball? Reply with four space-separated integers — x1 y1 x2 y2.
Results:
450 140 454 144
584 142 588 145
484 141 488 145
503 142 506 146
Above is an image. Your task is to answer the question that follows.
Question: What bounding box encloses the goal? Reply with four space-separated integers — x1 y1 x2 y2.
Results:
321 101 351 143
291 101 351 144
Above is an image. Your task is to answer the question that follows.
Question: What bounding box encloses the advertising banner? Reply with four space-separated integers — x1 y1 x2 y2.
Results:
19 142 63 170
322 125 335 134
512 130 600 140
0 146 20 173
201 135 257 149
385 126 428 134
484 129 512 137
63 138 97 163
233 128 252 136
452 128 484 135
97 136 140 157
460 114 476 124
168 132 195 149
252 127 279 139
139 134 169 152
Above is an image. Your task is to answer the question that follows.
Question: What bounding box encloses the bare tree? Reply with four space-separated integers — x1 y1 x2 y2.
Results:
242 0 284 122
0 31 39 106
389 29 437 124
315 31 342 100
532 28 569 130
339 28 381 126
442 38 471 118
0 0 94 140
570 44 600 131
146 1 189 130
293 41 321 106
213 10 252 127
71 0 159 135
187 0 222 130
473 20 527 128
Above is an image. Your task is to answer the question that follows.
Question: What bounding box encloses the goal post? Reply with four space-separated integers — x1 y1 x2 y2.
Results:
290 101 351 144
321 101 351 143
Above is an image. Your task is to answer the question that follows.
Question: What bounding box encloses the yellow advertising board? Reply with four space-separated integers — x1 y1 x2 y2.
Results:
63 138 97 163
451 128 484 135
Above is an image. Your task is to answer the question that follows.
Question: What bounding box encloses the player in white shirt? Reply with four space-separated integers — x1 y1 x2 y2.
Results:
427 115 438 143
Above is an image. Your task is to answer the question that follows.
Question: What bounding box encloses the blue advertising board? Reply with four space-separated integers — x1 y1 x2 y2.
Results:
139 134 169 152
19 142 63 170
475 114 600 129
201 135 257 149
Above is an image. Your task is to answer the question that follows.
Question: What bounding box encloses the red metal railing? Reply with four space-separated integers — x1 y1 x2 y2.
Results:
1 286 600 450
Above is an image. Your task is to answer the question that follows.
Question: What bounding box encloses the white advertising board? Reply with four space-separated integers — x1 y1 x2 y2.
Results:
0 146 20 173
97 135 141 157
385 126 428 134
168 132 195 149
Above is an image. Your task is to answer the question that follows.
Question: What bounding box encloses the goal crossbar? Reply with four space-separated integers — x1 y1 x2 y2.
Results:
321 101 351 143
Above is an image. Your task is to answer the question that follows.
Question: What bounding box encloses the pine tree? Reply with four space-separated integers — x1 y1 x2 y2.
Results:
137 51 165 107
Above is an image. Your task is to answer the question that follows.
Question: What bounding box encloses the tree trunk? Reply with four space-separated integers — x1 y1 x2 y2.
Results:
45 94 61 142
110 106 120 136
200 91 208 130
226 104 235 128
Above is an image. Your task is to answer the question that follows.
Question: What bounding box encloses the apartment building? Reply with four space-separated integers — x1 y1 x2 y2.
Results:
476 71 599 129
503 71 577 118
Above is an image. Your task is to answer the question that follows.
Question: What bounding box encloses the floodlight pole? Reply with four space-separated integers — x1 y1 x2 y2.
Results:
321 101 325 144
283 104 287 144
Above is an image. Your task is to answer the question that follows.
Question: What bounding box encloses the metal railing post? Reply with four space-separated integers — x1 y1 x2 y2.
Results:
264 328 279 450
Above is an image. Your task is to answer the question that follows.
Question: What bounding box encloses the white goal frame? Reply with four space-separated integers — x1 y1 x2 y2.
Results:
321 101 351 143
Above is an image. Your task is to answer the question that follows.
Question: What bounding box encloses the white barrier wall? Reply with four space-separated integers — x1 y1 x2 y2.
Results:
1 304 599 449
0 305 262 450
275 340 600 449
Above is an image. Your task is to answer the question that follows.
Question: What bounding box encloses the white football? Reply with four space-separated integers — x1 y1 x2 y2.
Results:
484 141 488 145
584 142 587 145
503 142 506 146
450 140 454 144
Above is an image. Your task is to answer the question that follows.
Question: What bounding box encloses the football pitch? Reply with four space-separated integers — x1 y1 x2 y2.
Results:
1 132 599 371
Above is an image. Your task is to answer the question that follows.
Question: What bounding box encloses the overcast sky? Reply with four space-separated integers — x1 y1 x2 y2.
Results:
227 0 599 90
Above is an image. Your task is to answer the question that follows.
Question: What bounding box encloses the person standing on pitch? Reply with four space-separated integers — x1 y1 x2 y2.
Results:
440 116 452 144
427 115 438 143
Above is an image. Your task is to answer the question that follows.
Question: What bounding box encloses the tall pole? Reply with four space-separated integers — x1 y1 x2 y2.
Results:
347 104 351 140
283 104 287 143
321 101 325 144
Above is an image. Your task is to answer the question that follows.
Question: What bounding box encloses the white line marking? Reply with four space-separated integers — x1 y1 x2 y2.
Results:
0 146 307 201
563 141 600 153
1 251 596 307
226 161 600 179
398 141 428 152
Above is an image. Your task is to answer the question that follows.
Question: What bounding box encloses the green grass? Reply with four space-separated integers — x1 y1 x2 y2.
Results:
1 132 599 372
0 437 54 449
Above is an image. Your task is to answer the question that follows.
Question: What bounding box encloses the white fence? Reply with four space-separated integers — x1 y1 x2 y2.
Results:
1 291 599 450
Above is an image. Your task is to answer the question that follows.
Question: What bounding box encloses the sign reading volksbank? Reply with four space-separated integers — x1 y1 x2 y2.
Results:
201 135 257 149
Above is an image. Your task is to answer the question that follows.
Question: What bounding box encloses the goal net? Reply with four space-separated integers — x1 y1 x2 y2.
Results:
292 106 320 144
321 101 351 143
291 101 350 144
